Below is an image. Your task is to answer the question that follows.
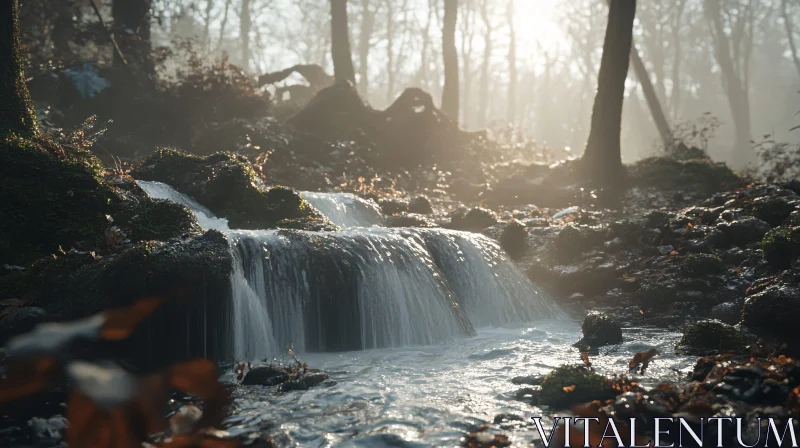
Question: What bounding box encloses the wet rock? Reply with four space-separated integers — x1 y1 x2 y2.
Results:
679 253 725 276
498 220 528 259
279 372 329 392
761 226 800 269
135 149 326 229
553 225 588 260
538 365 614 409
242 366 290 386
784 210 800 227
747 197 794 226
704 229 729 248
742 285 800 347
510 375 543 386
449 208 498 232
0 307 47 345
408 196 433 214
677 320 748 354
709 301 742 325
716 217 771 246
573 312 623 350
277 217 340 231
385 213 437 228
549 257 621 296
378 198 409 215
493 413 524 424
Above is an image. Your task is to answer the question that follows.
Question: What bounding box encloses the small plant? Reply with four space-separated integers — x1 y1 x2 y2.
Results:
663 113 721 159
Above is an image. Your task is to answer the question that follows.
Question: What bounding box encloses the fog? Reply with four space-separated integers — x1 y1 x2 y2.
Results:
45 0 800 168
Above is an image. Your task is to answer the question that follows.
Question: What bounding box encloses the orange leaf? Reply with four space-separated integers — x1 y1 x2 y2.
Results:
101 296 165 341
158 435 241 448
0 357 61 404
629 349 660 373
563 385 576 393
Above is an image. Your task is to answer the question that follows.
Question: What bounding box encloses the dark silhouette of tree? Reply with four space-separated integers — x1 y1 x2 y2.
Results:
358 0 376 95
1 0 39 139
112 0 155 88
240 0 252 71
581 0 636 185
506 0 517 124
442 0 459 123
330 0 356 84
631 39 672 149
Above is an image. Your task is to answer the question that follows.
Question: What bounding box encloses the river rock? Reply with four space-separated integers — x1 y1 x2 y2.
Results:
279 372 330 392
449 208 498 232
573 312 623 350
679 253 725 276
378 198 409 215
498 220 528 259
747 196 794 226
242 366 290 386
709 301 742 325
742 285 800 347
761 226 800 269
716 217 771 246
0 307 47 345
408 196 433 214
677 320 748 355
135 148 328 229
538 365 614 409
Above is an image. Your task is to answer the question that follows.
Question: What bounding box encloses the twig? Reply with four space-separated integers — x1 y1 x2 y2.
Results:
89 0 128 66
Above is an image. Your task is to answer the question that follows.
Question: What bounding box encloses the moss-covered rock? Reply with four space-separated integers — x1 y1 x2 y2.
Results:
0 136 119 265
538 365 614 409
742 285 800 348
746 197 794 226
573 312 623 350
134 148 326 229
679 253 725 276
114 197 201 243
0 230 233 366
628 157 740 194
276 217 340 231
677 320 748 355
762 226 800 269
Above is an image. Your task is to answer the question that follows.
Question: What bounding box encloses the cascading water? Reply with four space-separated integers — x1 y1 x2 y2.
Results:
137 180 558 362
300 191 384 228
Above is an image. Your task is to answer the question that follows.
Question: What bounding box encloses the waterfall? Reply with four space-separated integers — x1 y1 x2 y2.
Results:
137 181 558 361
300 191 384 228
137 180 230 231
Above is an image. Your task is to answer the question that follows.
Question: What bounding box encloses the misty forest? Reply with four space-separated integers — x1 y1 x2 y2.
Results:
2 0 800 446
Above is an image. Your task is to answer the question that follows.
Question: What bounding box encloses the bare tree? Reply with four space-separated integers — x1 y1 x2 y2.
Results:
442 0 459 122
112 0 155 87
1 0 38 139
477 0 492 128
240 0 252 70
330 0 356 84
782 0 800 76
581 0 636 184
703 0 758 166
358 0 376 94
630 46 672 148
506 0 517 124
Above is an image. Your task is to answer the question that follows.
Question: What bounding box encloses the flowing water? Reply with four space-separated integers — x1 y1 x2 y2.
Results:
136 180 695 447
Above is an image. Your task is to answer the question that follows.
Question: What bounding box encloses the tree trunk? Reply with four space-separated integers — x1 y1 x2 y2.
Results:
441 0 459 123
112 0 154 88
630 46 671 148
357 0 375 95
204 0 214 50
51 1 76 62
240 0 252 71
477 0 491 128
385 0 395 104
782 0 800 77
506 0 517 124
581 0 636 185
1 0 39 139
703 0 754 166
330 0 356 85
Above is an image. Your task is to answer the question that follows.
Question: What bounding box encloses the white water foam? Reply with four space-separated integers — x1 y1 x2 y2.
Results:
300 191 384 228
